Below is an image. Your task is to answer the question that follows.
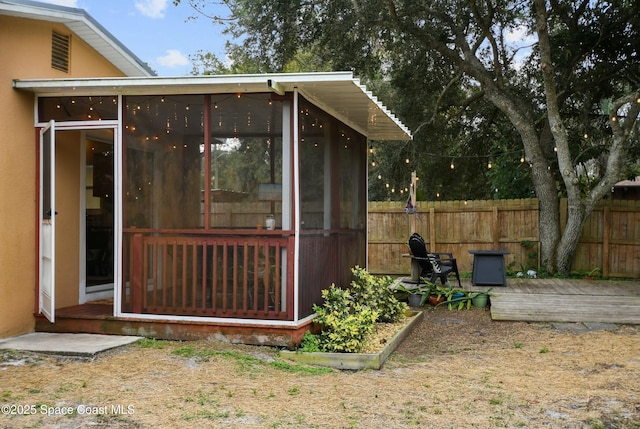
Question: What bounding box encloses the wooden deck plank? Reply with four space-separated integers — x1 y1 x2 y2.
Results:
459 277 640 324
450 278 640 323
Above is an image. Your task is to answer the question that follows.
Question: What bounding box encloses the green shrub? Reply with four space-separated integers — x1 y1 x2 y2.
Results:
308 267 407 353
312 285 378 353
299 331 321 353
349 266 407 323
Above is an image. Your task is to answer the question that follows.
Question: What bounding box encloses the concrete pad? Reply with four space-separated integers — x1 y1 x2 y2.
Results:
0 333 142 357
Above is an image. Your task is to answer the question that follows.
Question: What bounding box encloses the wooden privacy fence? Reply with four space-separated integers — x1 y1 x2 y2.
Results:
367 198 640 279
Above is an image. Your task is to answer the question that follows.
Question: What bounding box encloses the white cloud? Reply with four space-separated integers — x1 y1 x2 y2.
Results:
157 49 189 67
135 0 168 19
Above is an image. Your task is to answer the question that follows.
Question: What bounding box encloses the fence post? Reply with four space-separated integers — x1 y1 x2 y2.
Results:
493 206 500 248
602 206 610 277
429 207 436 250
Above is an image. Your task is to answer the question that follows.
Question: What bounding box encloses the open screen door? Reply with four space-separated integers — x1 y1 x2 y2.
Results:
40 120 55 322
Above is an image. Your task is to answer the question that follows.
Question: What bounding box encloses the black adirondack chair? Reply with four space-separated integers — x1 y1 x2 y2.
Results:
408 233 462 287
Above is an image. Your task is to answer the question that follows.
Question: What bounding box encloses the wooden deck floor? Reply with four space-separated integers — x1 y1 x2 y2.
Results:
459 278 640 324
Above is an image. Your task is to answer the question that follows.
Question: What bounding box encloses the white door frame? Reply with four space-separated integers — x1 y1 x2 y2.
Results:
39 120 56 322
38 121 120 315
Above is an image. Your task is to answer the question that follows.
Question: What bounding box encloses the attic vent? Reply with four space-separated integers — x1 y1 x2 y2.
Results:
51 31 70 72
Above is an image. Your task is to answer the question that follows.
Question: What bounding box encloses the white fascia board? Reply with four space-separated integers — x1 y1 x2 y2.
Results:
12 73 354 96
14 72 412 140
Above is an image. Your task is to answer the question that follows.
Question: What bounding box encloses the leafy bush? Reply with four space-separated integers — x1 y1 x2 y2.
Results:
299 331 321 353
349 266 407 323
312 285 378 353
308 267 407 353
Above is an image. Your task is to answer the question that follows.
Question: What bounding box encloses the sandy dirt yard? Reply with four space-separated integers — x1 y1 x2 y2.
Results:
1 307 639 429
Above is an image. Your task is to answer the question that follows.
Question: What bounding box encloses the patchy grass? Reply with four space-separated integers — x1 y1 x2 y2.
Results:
1 309 639 428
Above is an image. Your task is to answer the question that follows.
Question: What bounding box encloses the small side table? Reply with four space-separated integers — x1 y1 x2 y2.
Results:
468 250 510 286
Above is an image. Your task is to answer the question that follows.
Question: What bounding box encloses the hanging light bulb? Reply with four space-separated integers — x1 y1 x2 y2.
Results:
488 161 492 169
450 161 455 169
405 158 410 164
520 155 525 163
377 174 382 180
371 160 376 167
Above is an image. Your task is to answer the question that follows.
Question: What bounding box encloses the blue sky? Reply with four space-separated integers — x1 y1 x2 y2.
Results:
41 0 231 76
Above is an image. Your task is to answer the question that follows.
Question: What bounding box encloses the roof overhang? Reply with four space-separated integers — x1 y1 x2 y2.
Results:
13 72 412 140
0 0 154 77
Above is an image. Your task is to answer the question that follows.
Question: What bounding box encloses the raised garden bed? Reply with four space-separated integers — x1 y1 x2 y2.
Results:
279 310 423 370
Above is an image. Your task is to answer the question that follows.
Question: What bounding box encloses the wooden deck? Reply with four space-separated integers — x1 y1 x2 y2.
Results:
459 278 640 324
34 303 311 348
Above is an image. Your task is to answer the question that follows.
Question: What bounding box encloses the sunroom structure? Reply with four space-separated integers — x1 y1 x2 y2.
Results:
16 72 411 346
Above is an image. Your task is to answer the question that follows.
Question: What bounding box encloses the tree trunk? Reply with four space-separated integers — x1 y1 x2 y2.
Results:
555 199 586 274
480 86 561 274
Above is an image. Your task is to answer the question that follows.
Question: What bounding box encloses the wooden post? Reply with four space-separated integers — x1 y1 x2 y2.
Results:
132 233 142 314
602 206 610 277
429 207 436 251
409 171 417 234
493 206 500 248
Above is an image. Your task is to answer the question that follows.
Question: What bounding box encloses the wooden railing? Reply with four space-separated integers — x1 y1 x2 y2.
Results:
125 230 295 320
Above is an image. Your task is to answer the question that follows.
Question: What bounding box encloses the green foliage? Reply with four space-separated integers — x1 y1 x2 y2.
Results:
190 0 640 276
431 284 476 310
395 281 435 307
136 338 166 349
310 267 408 353
299 331 321 353
349 266 407 323
312 285 378 353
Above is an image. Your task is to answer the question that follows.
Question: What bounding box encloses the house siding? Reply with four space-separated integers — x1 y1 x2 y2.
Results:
0 14 126 338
